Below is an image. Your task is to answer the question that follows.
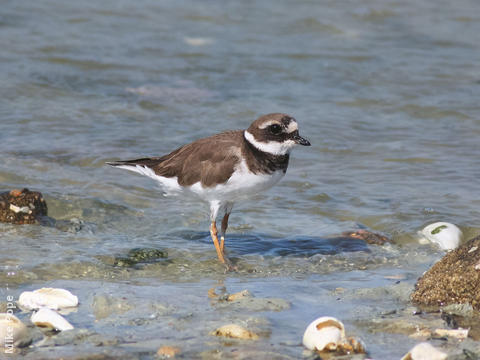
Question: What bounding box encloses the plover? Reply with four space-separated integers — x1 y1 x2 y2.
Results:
107 113 310 270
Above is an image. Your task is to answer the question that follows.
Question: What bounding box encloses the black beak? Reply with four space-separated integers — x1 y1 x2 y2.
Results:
293 133 311 146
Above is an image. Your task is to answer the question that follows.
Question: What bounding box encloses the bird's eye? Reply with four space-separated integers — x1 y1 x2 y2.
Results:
269 124 282 135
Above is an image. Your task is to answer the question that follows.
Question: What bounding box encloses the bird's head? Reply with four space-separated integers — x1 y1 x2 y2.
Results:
244 113 311 155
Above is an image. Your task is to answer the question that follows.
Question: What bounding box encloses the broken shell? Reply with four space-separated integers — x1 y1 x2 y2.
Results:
302 316 346 351
211 324 259 340
31 308 74 331
226 290 252 302
0 313 31 348
18 288 78 311
9 204 32 214
418 222 462 250
434 328 468 339
401 342 447 360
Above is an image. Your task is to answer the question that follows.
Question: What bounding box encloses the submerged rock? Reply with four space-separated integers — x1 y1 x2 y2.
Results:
92 294 132 320
411 235 480 309
100 247 168 268
35 328 119 347
126 248 168 263
0 188 47 224
341 229 391 245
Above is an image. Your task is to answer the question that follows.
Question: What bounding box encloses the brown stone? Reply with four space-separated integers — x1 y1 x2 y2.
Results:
0 188 47 224
211 324 259 340
156 345 181 358
411 235 480 309
341 229 391 245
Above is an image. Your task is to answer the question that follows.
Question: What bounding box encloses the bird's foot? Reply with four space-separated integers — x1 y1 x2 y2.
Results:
223 258 238 273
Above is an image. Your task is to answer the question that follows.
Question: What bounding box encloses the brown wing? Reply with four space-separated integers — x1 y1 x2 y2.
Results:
108 130 243 188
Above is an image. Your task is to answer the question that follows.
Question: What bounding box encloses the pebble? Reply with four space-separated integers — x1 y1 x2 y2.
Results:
18 288 78 310
31 308 74 331
157 345 181 358
211 324 259 340
401 342 447 360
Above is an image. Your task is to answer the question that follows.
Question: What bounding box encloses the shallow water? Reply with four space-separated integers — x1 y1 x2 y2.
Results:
1 0 480 358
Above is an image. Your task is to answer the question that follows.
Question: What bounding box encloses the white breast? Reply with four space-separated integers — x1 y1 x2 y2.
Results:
189 160 286 202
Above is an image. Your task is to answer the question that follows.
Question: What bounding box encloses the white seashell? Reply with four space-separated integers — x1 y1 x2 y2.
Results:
18 288 78 311
418 222 462 251
9 204 31 214
401 342 447 360
31 308 74 331
302 316 346 351
434 328 469 339
0 313 31 348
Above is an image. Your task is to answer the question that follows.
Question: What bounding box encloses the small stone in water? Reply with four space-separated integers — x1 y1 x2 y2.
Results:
157 345 181 358
226 290 252 302
211 324 259 340
109 247 168 267
127 247 168 262
341 229 391 245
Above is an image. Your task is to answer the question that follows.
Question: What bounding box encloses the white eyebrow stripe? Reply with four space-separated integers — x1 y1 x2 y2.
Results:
258 120 280 129
286 121 298 133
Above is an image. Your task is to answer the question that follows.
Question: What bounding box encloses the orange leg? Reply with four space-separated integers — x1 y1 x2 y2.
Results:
210 221 226 264
220 212 230 253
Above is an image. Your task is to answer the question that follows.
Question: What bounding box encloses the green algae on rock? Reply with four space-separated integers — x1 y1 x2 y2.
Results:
98 248 168 268
411 235 480 309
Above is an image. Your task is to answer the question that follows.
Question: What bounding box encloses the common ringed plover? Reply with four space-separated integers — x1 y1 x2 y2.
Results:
107 113 310 270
